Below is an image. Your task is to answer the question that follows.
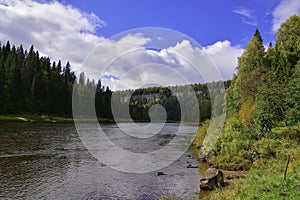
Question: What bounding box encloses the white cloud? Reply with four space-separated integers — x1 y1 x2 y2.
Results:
203 41 243 80
0 0 105 68
85 39 243 90
233 7 257 26
272 0 300 32
0 0 244 90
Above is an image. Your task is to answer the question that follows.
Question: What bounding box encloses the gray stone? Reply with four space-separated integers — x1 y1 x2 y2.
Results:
200 168 224 190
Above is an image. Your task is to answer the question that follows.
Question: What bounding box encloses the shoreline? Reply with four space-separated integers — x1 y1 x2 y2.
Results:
0 114 109 123
0 114 200 125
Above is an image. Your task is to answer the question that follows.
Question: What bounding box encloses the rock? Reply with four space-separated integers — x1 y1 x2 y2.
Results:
156 171 167 176
295 185 300 190
186 163 199 168
200 168 224 190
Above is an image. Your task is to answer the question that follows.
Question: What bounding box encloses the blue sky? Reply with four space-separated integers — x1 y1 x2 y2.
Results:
63 0 280 46
0 0 299 89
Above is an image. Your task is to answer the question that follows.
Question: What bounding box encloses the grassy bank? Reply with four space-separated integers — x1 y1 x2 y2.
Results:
206 156 300 199
193 121 300 199
0 114 115 123
0 114 73 123
0 114 194 124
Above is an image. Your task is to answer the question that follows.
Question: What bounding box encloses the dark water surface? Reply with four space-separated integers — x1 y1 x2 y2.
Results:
0 122 200 200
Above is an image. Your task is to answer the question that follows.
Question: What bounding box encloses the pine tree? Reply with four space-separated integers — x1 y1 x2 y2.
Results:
235 28 265 103
232 29 265 127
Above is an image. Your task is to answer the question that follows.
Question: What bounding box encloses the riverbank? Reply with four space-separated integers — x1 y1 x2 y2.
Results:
0 114 200 124
193 121 300 199
0 114 114 123
0 114 72 123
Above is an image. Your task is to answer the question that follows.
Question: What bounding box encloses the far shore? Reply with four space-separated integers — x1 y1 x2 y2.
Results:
0 114 200 125
0 114 112 123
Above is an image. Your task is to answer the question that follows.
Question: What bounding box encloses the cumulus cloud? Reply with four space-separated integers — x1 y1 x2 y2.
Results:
0 0 105 68
85 38 243 90
272 0 300 32
166 40 243 83
0 0 243 90
233 7 257 26
203 41 243 80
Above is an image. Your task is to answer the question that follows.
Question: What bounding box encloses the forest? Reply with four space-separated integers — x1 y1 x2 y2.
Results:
194 15 300 199
0 42 112 118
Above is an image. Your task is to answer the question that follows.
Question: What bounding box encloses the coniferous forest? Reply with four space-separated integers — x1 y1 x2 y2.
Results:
0 42 112 117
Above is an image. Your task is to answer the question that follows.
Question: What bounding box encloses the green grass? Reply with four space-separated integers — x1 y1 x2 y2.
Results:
0 114 115 123
0 114 74 123
204 158 300 200
197 122 300 199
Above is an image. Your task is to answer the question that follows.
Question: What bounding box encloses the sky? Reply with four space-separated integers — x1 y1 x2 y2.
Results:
0 0 299 90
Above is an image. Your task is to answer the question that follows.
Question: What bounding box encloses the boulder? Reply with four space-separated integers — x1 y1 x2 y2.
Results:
200 168 224 190
156 171 167 176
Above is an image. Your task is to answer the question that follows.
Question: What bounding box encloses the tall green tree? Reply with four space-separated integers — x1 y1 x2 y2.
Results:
285 61 300 125
273 15 300 83
256 15 300 129
235 29 265 103
232 29 265 127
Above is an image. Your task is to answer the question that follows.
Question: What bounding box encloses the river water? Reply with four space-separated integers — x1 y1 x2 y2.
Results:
0 122 200 200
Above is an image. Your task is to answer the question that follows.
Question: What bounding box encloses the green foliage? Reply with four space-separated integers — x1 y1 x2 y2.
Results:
226 75 239 112
194 15 300 200
235 28 265 104
203 125 300 200
224 15 300 133
226 28 267 132
284 62 300 125
192 120 210 156
274 15 300 82
254 15 300 129
0 42 112 118
207 117 254 170
255 83 286 132
239 97 255 127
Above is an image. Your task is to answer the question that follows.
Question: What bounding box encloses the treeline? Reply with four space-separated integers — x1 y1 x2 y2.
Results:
199 15 300 170
0 42 112 117
114 80 230 122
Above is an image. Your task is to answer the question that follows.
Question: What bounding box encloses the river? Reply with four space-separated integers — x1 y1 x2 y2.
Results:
0 122 200 200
